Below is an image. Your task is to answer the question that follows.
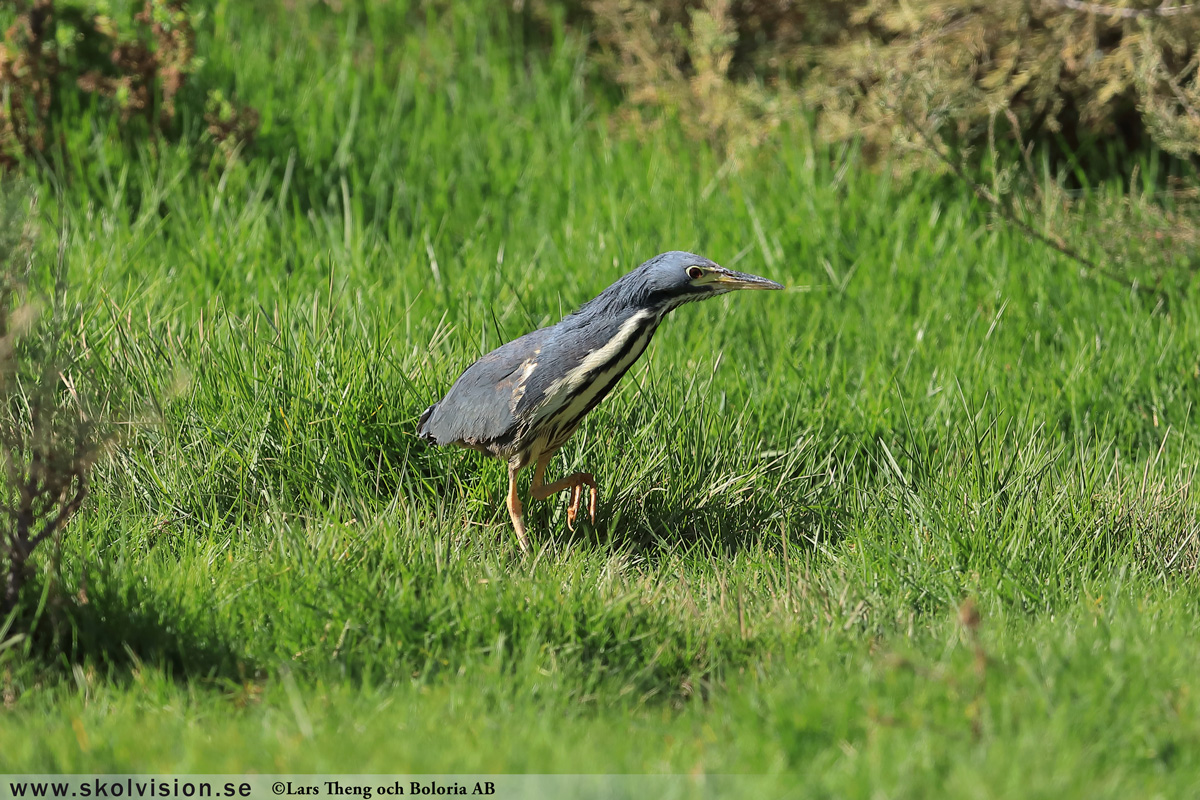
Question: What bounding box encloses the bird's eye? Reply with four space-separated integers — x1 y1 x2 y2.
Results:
687 266 705 280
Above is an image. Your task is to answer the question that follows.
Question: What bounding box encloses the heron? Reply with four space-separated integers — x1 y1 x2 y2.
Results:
417 250 783 553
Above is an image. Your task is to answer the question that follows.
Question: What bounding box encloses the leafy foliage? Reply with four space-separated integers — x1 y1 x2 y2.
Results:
567 0 1200 158
0 0 257 169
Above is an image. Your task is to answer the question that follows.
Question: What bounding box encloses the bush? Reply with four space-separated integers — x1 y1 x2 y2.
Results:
0 184 112 614
569 0 1200 162
0 0 257 169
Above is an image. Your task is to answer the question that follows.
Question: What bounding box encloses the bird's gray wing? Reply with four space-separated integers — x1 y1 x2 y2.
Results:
419 314 639 454
417 327 555 450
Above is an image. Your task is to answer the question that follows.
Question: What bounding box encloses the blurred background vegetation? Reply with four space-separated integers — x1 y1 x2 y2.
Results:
5 0 1199 295
536 0 1200 298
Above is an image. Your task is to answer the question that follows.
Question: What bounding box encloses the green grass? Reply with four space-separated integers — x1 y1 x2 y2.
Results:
2 0 1200 795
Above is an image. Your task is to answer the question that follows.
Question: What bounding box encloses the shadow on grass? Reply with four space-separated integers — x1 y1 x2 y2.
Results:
11 576 255 682
536 489 851 557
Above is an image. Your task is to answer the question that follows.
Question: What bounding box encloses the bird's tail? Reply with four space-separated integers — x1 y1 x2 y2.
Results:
416 403 439 444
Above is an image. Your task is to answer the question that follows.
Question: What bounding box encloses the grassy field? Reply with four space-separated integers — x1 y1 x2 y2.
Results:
2 1 1199 795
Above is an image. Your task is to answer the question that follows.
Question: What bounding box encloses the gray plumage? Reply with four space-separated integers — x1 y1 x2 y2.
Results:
416 323 563 456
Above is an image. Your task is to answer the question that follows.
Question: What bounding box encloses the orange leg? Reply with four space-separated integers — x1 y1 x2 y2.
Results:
506 463 529 554
530 453 598 530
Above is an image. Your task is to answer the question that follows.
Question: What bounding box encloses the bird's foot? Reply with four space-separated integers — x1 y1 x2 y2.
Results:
566 473 598 531
511 515 530 554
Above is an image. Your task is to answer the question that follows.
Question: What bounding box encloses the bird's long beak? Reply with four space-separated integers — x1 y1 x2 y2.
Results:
712 268 784 291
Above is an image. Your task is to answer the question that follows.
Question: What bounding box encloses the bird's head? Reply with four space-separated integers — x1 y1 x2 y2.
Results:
638 251 783 312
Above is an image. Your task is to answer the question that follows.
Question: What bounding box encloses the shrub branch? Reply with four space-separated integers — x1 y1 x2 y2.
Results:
1050 0 1196 18
892 102 1171 308
0 187 109 615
